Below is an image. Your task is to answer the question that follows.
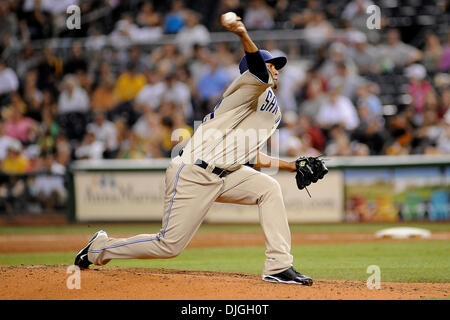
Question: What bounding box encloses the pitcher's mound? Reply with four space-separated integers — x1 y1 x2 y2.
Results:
1 265 449 300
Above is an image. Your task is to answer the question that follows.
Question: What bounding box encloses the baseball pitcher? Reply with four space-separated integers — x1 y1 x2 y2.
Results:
75 14 328 285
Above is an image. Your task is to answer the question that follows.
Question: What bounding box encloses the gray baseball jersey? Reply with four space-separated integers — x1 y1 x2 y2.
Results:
180 70 282 170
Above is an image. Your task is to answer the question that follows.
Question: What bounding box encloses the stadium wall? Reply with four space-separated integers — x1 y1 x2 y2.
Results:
69 155 450 223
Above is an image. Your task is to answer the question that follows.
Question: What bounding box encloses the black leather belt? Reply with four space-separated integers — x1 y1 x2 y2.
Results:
179 149 229 177
194 159 229 177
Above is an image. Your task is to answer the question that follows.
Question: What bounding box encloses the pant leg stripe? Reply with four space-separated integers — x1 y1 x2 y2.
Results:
161 163 185 236
88 163 186 253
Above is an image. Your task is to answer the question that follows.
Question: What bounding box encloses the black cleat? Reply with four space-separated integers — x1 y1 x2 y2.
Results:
262 267 313 286
74 230 107 269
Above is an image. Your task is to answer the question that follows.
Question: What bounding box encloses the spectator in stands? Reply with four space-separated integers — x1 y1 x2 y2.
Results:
298 132 321 157
34 152 67 212
23 69 43 122
175 10 211 57
63 42 88 75
113 62 147 102
298 69 326 120
277 111 300 157
414 108 447 154
0 140 28 213
119 131 146 160
1 92 26 120
0 59 19 106
85 27 108 51
385 110 414 155
215 42 239 78
86 111 119 159
75 132 105 160
1 141 28 174
378 29 423 70
37 107 59 154
57 75 90 114
272 0 295 29
14 44 38 81
40 90 57 116
438 87 449 119
438 32 450 72
0 122 21 161
328 62 368 102
304 10 334 49
109 15 136 48
91 76 119 112
316 85 360 131
164 0 186 34
267 45 303 112
188 44 213 85
171 108 193 150
435 123 450 154
54 132 71 167
319 42 357 81
348 32 378 74
124 46 149 74
151 43 185 75
341 0 380 43
422 32 443 73
324 125 352 156
162 72 193 121
159 116 176 157
355 83 383 118
137 1 161 28
244 0 275 30
37 45 63 91
24 145 42 173
24 0 52 40
135 68 166 112
352 103 386 155
0 2 18 41
196 55 231 111
298 114 326 153
92 61 115 89
341 0 374 21
4 104 39 145
133 109 161 141
406 64 435 115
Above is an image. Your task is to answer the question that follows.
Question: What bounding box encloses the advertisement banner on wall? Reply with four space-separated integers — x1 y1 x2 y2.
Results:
344 167 449 222
74 170 344 223
74 171 166 221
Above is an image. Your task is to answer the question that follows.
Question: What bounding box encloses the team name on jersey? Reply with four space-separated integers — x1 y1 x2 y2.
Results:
260 90 278 114
202 100 222 123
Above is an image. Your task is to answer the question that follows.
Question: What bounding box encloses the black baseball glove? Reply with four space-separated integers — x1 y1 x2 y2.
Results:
295 156 328 190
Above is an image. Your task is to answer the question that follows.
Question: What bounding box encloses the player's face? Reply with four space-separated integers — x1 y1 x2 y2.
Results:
266 63 279 89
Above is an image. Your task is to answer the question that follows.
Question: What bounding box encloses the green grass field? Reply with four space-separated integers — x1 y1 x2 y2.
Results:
0 223 449 283
1 221 449 234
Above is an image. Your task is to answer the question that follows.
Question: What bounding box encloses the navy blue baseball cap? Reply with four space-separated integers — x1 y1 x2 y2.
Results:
239 50 287 74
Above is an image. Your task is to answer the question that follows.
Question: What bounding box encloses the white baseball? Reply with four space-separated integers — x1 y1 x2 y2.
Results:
223 12 237 25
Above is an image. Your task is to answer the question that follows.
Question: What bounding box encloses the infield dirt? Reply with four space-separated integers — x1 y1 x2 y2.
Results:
1 265 449 300
0 231 449 300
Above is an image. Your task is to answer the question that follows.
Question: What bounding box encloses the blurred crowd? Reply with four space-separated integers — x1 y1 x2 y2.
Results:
0 0 449 212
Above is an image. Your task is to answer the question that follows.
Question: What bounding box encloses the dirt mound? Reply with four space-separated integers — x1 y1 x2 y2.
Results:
1 265 448 300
